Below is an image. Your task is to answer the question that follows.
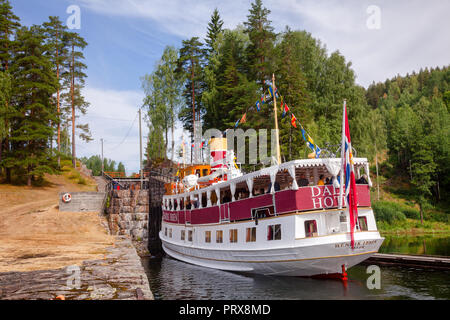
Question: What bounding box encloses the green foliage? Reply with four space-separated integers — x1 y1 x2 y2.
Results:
372 201 407 224
80 155 125 176
142 45 182 161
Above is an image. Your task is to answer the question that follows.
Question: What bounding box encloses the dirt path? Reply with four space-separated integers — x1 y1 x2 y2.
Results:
0 173 115 272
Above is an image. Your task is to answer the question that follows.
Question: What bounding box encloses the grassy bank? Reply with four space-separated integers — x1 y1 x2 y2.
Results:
372 200 450 234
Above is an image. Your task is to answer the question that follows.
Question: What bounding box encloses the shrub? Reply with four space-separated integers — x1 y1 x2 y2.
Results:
78 177 87 185
372 201 406 224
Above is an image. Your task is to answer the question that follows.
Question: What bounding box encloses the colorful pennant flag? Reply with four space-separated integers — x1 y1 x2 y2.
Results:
300 127 307 141
282 103 289 118
234 119 240 128
291 114 297 128
241 113 247 124
256 100 261 112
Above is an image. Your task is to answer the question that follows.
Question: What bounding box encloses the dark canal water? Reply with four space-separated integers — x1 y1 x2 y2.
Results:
142 236 450 300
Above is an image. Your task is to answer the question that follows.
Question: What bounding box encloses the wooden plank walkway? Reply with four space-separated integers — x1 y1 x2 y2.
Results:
363 253 450 270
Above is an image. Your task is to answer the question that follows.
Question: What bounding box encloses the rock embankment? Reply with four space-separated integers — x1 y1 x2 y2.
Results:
0 236 153 300
106 190 149 242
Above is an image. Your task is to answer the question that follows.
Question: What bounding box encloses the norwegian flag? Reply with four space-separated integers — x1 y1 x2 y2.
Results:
340 100 358 249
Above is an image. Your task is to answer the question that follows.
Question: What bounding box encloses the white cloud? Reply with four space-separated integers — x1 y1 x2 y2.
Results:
77 86 193 174
77 0 450 88
77 87 146 175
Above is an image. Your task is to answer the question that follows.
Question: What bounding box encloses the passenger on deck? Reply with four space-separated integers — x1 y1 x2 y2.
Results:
222 192 231 203
325 177 332 185
186 200 192 210
356 174 368 184
297 174 309 187
267 181 280 193
318 175 325 186
193 197 199 208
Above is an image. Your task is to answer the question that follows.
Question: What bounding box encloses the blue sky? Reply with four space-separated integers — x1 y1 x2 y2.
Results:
10 0 450 174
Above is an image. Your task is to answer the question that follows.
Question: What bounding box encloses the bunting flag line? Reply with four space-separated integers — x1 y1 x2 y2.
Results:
226 79 321 159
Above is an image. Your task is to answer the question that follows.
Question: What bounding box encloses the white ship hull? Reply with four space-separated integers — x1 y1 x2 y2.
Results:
160 211 384 276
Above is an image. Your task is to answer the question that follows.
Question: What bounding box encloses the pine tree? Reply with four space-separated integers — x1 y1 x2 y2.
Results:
6 26 58 185
205 8 223 55
61 31 91 168
177 37 205 138
0 0 19 181
243 0 275 91
0 0 19 71
0 70 11 176
42 16 69 168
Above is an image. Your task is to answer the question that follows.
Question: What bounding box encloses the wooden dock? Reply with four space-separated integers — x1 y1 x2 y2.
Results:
363 253 450 270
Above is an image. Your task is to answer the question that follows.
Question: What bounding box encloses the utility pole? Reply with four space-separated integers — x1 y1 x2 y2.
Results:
101 138 104 175
139 108 143 190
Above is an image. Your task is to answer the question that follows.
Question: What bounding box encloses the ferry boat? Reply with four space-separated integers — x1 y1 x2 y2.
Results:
160 137 384 277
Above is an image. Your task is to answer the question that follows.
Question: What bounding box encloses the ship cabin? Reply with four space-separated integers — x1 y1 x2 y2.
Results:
162 158 374 237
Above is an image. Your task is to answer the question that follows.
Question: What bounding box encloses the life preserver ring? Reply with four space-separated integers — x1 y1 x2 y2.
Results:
62 193 72 203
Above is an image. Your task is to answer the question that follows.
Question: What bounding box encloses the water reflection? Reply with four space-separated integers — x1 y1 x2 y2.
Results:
142 255 450 300
380 235 450 256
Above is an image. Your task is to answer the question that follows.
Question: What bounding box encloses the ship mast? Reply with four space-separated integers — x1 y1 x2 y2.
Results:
272 74 282 165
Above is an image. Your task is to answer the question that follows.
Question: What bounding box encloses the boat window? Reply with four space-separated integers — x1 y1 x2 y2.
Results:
181 230 185 241
164 227 168 237
222 190 232 203
229 229 238 243
267 224 281 241
201 193 207 208
188 230 193 242
216 230 223 243
180 198 184 210
205 231 211 243
168 200 173 210
202 169 209 177
169 228 172 238
211 190 218 206
246 227 256 242
358 216 368 231
305 220 318 238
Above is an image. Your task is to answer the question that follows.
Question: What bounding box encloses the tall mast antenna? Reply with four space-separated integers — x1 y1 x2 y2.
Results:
272 74 282 165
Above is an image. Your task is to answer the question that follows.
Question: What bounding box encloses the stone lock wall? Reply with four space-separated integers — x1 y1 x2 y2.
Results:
106 189 149 241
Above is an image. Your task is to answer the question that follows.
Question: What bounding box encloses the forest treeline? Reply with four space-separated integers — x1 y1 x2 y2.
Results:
80 155 126 177
142 0 449 213
0 0 91 185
